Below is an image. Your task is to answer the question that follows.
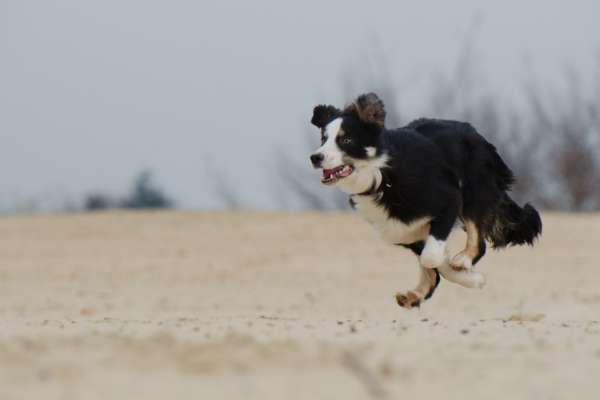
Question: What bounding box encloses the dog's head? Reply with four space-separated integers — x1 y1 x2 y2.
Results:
310 93 387 193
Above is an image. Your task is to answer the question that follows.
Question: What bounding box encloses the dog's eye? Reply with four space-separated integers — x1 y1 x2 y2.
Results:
340 137 352 145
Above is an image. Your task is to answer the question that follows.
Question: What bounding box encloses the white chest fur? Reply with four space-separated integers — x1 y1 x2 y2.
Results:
351 195 430 245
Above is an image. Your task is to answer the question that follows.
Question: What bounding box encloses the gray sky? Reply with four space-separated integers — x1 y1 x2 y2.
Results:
1 0 599 210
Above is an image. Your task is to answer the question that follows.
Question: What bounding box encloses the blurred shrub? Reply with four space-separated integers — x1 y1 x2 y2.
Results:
84 170 173 211
119 170 173 209
84 194 115 211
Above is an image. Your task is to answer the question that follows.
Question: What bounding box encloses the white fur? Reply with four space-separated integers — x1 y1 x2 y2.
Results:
352 194 430 245
420 236 447 268
337 154 389 194
316 118 344 169
450 251 473 270
437 260 486 289
337 164 379 194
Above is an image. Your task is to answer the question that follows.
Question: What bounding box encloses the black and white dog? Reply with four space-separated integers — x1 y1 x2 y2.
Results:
310 93 542 308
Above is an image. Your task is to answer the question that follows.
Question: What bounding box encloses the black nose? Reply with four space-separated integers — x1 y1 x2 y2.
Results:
310 153 324 167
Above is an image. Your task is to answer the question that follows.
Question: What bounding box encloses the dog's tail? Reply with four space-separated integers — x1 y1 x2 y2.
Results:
486 193 542 248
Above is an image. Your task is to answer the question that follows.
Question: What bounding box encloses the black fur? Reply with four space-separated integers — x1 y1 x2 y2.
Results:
403 118 542 248
472 239 487 265
486 196 543 248
311 105 341 129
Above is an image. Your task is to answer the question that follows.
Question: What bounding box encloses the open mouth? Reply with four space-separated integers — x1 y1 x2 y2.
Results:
321 165 354 185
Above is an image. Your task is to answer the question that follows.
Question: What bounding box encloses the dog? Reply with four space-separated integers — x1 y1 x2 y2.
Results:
309 93 542 308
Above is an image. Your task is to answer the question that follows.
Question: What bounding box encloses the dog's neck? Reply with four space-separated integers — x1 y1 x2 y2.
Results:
338 166 383 195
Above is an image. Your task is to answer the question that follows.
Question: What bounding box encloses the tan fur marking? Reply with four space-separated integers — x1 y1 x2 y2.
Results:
464 220 480 259
414 268 438 297
450 220 479 270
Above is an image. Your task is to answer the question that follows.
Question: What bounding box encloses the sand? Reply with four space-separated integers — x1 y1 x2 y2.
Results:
0 210 599 399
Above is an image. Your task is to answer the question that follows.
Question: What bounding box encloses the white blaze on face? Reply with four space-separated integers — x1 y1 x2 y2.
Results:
316 117 344 169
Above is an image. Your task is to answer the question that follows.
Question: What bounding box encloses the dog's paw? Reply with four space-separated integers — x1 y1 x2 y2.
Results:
450 251 472 271
438 263 486 289
395 291 422 309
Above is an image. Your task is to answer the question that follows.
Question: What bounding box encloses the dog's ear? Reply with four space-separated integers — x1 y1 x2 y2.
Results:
311 105 341 129
345 93 386 128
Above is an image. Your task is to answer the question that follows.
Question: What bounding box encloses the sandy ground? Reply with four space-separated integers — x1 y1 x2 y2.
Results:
0 210 599 399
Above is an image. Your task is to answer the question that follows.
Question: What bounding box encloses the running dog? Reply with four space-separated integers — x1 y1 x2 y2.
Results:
309 93 542 308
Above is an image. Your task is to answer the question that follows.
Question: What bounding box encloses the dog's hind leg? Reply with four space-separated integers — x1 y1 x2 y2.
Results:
442 220 486 288
450 220 485 271
438 258 486 289
395 242 441 308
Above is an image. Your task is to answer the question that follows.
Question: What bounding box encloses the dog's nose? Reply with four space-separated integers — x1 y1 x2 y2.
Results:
310 153 324 167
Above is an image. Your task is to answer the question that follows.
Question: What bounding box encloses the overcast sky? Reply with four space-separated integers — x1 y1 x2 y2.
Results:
1 0 599 210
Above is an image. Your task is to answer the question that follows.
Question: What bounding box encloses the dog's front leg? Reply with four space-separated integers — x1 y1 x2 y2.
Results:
395 267 440 309
420 203 458 269
395 242 441 309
